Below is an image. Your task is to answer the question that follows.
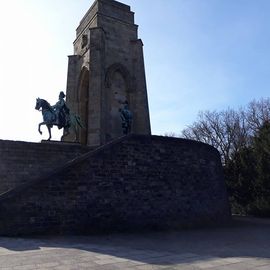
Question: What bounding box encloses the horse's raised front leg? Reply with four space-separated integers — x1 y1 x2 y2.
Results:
46 124 52 141
38 122 46 135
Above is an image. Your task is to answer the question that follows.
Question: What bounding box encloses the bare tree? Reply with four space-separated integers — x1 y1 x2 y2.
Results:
182 98 270 165
246 98 270 132
163 132 179 137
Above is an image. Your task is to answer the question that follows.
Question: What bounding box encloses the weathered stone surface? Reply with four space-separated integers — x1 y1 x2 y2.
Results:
0 135 230 236
0 140 89 194
65 0 151 146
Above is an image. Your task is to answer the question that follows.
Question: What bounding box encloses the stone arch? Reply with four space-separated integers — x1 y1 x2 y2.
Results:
105 63 132 140
105 63 133 91
77 67 89 145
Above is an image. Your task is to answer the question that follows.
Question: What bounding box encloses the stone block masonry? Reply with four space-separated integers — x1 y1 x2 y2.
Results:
0 140 89 194
66 0 151 146
0 135 230 236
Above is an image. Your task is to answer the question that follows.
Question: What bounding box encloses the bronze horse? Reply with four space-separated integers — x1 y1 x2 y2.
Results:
35 98 83 141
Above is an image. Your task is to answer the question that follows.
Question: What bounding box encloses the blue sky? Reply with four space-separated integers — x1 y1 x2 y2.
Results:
0 0 269 141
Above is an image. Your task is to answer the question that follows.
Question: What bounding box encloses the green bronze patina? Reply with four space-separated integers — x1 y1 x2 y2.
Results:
119 101 132 135
35 92 84 141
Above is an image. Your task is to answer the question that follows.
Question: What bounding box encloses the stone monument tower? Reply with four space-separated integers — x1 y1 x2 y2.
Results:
66 0 151 146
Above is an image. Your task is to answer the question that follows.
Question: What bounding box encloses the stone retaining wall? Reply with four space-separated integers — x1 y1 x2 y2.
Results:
0 135 231 235
0 140 88 194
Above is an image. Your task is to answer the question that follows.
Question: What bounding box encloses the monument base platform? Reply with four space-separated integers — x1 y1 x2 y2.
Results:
41 139 81 146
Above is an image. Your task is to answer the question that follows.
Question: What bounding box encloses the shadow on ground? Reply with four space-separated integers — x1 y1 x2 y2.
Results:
0 216 269 267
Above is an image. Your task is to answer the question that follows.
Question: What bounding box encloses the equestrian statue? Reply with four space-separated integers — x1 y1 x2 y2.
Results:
35 91 84 141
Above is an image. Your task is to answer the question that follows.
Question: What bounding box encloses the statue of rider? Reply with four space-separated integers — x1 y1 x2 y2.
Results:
52 91 70 129
119 100 132 135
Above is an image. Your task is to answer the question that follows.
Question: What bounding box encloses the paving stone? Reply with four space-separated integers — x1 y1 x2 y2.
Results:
12 265 38 270
256 265 270 270
0 217 269 270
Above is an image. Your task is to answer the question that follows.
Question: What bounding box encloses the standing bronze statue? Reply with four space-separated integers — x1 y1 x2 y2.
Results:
119 101 132 135
35 91 84 141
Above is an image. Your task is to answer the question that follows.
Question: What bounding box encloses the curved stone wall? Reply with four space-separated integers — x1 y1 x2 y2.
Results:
0 135 231 235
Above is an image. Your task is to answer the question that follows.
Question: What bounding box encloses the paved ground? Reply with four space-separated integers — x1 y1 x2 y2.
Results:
0 217 269 270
